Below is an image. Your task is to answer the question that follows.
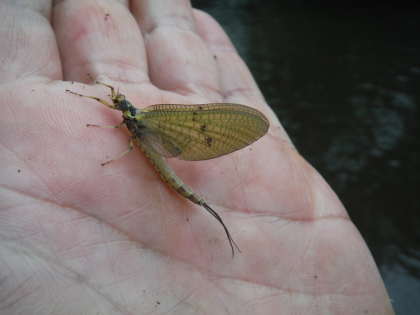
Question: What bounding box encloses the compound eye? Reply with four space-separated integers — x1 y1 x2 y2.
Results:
118 99 130 111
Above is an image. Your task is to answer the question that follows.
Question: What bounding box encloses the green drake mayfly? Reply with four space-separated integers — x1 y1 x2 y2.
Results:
66 82 269 257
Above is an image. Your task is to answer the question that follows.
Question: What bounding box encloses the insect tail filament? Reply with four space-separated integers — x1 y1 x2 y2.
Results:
200 201 241 257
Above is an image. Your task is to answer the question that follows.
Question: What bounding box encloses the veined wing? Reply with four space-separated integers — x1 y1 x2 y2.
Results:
138 128 183 158
140 103 269 161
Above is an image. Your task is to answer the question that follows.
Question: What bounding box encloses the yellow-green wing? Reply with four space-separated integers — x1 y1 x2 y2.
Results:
137 128 183 158
140 103 269 161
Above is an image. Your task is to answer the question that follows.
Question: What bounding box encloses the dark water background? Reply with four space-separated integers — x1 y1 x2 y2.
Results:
192 1 420 314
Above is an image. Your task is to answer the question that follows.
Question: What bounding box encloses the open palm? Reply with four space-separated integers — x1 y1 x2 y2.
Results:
0 1 393 314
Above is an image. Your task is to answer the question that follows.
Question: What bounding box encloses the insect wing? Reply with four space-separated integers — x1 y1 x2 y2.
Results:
139 129 183 158
141 103 269 161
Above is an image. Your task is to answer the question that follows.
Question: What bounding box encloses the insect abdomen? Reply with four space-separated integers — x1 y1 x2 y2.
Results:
136 139 203 205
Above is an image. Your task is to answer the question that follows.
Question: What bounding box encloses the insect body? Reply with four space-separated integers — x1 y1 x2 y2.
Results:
66 82 269 256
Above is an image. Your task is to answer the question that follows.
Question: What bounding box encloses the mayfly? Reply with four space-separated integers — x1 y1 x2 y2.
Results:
66 82 269 256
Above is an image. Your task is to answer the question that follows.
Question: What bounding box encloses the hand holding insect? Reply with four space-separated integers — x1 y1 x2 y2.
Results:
1 0 393 314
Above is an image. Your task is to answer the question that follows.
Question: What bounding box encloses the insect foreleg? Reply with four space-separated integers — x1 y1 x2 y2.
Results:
94 81 116 98
66 89 116 109
101 137 135 166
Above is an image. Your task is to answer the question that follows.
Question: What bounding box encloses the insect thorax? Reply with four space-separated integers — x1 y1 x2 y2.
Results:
123 115 146 138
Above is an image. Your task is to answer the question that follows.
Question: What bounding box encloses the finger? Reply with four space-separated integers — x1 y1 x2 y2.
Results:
54 0 149 84
0 1 61 83
193 10 265 104
194 10 286 134
132 0 222 101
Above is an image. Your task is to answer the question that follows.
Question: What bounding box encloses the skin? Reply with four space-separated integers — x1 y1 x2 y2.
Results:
0 1 394 314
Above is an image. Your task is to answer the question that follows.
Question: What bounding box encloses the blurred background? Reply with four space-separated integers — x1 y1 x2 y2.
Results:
192 1 420 314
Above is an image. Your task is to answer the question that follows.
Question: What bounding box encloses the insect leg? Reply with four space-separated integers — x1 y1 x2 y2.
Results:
86 121 124 128
101 137 135 166
95 81 117 98
65 89 116 109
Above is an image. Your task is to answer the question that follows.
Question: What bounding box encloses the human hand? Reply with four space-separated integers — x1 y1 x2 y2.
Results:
0 0 393 314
